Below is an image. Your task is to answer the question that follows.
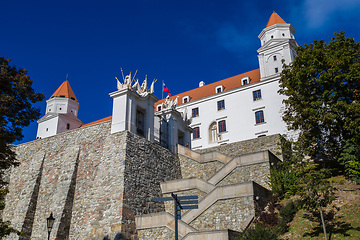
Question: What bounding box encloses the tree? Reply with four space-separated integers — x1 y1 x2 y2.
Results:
0 56 44 237
279 31 360 183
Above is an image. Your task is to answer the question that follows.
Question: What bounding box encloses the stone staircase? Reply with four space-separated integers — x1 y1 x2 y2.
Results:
136 145 280 240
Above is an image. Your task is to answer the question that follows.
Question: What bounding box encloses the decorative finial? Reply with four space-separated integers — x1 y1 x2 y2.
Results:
273 10 276 13
65 74 69 81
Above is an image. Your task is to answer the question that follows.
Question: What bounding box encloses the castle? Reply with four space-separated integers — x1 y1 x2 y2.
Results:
3 12 296 239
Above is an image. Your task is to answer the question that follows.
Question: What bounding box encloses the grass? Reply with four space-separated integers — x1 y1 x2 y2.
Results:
282 175 360 239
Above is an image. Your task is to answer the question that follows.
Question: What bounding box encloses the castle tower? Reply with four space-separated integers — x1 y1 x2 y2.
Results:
257 11 298 80
36 80 83 139
110 74 158 142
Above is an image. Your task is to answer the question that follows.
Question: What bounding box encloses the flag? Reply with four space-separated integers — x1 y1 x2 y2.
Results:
163 83 171 96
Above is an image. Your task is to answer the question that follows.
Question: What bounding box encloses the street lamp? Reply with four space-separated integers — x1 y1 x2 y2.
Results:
46 213 55 240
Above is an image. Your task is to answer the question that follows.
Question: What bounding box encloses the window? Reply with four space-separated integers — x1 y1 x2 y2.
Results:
255 110 265 124
209 122 218 143
273 55 277 61
46 128 48 132
66 123 70 130
136 108 145 137
192 108 199 117
253 90 262 101
193 127 200 139
215 85 224 93
182 96 189 104
275 67 279 73
217 100 225 110
218 120 226 133
241 76 250 85
157 105 162 111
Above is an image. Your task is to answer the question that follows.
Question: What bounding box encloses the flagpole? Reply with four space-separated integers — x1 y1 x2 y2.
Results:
162 80 164 99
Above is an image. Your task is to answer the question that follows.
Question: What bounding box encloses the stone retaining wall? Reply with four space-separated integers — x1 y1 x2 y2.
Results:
196 134 282 160
4 121 180 240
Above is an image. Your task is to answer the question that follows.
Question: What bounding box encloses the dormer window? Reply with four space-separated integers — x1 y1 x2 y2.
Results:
59 95 66 98
215 85 224 93
241 77 250 85
157 105 162 111
182 96 189 104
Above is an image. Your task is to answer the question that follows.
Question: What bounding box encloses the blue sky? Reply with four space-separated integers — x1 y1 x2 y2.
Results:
2 0 360 144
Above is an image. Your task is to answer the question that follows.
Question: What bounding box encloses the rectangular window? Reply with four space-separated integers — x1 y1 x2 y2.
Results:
157 105 162 111
216 87 222 93
218 120 226 133
275 67 279 73
192 107 199 117
243 79 248 85
273 55 277 61
193 127 200 139
253 90 262 101
183 98 188 103
217 100 225 110
255 110 265 124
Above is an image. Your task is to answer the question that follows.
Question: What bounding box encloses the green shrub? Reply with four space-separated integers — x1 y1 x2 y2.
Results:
236 223 280 240
280 200 299 223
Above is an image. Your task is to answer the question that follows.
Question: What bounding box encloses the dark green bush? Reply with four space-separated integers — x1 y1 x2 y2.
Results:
236 223 280 240
280 200 299 223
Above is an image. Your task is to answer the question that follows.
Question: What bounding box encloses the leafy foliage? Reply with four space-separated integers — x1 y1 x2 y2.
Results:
236 223 280 240
279 31 360 183
0 56 44 237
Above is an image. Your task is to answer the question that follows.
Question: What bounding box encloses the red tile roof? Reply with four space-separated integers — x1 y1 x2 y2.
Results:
50 80 78 101
266 11 287 28
155 68 260 108
81 116 112 128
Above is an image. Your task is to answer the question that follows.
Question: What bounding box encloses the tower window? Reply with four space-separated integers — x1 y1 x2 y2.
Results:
282 33 285 37
275 67 279 73
253 90 262 101
271 35 273 39
193 127 200 139
192 108 199 117
273 56 277 61
218 120 227 133
46 128 48 132
217 100 225 111
66 123 70 130
255 110 265 124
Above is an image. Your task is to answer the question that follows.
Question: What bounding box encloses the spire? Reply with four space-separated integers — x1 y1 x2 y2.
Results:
50 81 78 101
266 11 287 28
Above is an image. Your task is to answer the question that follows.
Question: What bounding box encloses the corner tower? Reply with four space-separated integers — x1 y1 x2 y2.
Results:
36 80 83 139
257 11 298 80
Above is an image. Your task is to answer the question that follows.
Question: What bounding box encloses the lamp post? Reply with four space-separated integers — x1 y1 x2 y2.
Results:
46 213 55 240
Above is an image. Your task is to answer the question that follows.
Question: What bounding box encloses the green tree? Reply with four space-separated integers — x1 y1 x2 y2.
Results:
0 56 44 237
279 31 360 183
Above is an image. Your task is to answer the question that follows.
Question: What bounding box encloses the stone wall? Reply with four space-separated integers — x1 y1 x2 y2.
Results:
3 121 180 240
137 226 174 240
178 155 224 180
196 134 282 160
217 162 270 189
189 196 255 232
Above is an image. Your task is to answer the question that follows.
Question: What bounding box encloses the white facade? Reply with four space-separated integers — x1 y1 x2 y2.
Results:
110 88 158 142
37 96 83 139
158 12 299 150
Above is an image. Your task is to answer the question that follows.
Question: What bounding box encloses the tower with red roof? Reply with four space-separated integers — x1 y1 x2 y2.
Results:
257 11 298 79
36 80 83 138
